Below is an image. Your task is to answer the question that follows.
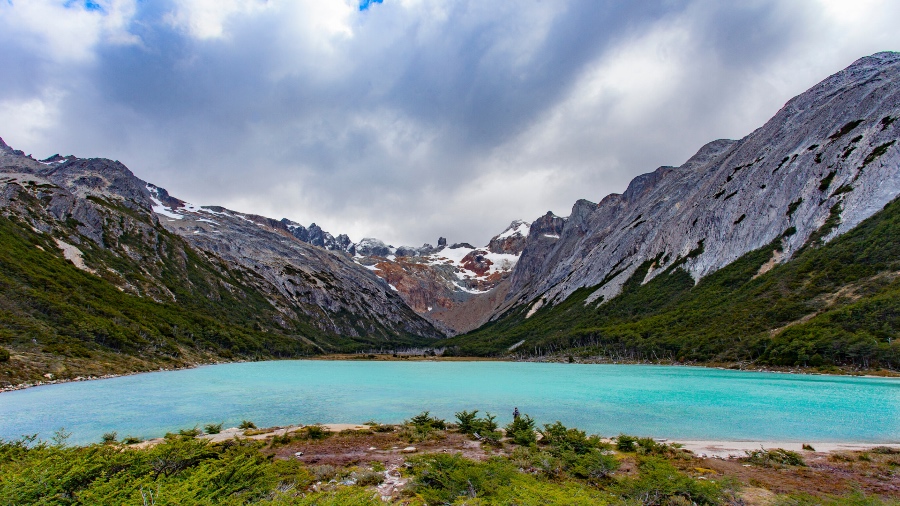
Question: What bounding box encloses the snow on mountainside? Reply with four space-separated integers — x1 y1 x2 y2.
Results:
350 220 531 334
143 177 529 334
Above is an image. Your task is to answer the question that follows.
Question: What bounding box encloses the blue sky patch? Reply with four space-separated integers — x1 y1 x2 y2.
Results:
64 0 103 12
359 0 383 12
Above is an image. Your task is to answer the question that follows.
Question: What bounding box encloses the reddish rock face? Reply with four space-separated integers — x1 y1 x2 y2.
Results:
487 233 527 255
460 249 493 276
371 259 457 314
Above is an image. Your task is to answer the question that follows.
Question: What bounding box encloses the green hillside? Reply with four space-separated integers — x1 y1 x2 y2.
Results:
440 199 900 371
0 210 429 387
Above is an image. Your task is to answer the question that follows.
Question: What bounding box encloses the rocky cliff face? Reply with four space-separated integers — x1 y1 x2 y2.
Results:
496 52 900 317
0 141 442 343
352 220 531 334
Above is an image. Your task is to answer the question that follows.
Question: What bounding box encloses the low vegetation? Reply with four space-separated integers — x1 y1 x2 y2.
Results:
0 207 432 387
3 410 898 505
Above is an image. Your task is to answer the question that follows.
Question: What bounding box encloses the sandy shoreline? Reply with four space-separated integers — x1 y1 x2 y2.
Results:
670 440 900 458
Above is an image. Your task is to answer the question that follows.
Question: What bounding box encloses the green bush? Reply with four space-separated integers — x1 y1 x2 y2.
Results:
505 414 537 445
745 447 806 467
616 434 638 452
614 457 731 505
303 425 329 440
569 450 619 481
0 347 9 362
100 431 117 444
541 421 605 455
177 426 202 438
204 422 224 434
239 420 257 430
408 411 446 430
408 453 518 504
455 409 479 433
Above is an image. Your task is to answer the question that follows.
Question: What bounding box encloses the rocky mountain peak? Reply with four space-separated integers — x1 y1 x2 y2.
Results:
502 50 900 312
487 220 530 254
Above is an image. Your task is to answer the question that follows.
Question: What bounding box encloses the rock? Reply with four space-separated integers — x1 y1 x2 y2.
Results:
487 220 531 254
499 51 900 314
401 446 417 453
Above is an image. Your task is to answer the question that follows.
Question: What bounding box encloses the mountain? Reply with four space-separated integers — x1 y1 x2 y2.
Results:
0 141 441 386
2 51 899 383
440 52 900 370
350 220 531 334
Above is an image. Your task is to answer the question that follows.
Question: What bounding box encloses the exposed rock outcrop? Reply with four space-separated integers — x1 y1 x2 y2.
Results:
495 52 900 317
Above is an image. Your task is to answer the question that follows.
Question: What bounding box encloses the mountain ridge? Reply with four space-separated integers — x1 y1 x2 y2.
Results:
2 51 900 382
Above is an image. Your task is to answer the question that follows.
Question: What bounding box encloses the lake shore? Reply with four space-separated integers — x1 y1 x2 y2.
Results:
671 440 900 458
2 353 898 393
129 421 900 460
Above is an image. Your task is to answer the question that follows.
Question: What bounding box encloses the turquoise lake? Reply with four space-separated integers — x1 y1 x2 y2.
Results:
1 361 898 445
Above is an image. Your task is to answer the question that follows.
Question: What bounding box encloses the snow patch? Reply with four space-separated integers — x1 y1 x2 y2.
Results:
146 184 184 220
496 220 530 240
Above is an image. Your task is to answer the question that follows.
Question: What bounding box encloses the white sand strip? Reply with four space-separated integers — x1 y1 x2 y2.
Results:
672 440 900 458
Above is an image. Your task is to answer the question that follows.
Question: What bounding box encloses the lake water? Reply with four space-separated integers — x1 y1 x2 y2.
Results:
1 361 898 446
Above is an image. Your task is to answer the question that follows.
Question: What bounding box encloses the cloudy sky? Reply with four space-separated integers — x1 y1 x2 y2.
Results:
1 0 899 246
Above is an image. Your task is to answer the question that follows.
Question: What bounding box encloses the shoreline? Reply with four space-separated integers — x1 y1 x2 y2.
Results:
2 353 898 393
669 440 900 459
128 422 900 460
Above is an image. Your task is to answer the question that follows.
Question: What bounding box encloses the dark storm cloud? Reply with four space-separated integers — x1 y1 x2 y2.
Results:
1 0 899 245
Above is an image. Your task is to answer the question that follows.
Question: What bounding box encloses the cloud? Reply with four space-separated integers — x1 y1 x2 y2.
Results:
1 0 900 246
0 0 139 63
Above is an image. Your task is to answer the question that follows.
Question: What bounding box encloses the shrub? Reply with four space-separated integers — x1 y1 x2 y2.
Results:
122 435 142 444
303 425 329 440
476 412 498 433
239 420 256 430
176 426 201 438
802 444 815 451
570 450 620 481
0 347 10 362
635 437 668 455
617 434 638 452
505 414 537 445
408 453 517 504
540 421 605 455
203 422 223 435
100 432 117 444
745 447 806 467
615 457 730 505
408 411 446 430
455 410 479 434
308 464 339 482
354 470 384 486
